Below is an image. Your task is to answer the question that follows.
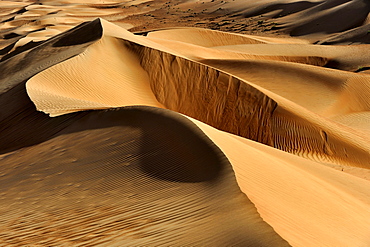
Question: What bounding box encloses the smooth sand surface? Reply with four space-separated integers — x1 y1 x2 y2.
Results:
1 1 370 246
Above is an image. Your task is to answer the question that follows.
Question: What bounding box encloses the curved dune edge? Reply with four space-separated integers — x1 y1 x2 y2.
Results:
26 18 369 168
185 113 370 247
0 105 291 246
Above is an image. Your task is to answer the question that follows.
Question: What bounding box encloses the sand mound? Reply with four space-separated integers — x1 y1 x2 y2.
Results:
1 1 370 246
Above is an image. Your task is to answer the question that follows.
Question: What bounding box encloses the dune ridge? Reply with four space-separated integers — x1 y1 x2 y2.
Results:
25 19 369 167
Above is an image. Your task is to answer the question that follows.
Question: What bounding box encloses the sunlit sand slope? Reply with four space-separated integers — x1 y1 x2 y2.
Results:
190 115 370 247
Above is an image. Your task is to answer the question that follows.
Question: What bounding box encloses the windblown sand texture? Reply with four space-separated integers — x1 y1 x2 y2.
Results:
1 0 370 246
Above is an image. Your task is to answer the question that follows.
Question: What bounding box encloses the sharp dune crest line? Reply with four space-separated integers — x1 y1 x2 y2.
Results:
187 115 370 247
1 1 370 246
26 34 163 116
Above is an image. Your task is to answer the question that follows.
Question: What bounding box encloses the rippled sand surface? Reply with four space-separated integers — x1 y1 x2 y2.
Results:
1 1 370 246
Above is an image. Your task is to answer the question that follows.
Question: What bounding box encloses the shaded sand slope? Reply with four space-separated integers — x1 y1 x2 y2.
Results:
0 19 107 155
0 105 289 246
141 30 370 167
194 57 370 165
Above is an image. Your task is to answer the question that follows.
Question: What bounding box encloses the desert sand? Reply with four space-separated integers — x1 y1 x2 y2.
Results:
0 0 370 246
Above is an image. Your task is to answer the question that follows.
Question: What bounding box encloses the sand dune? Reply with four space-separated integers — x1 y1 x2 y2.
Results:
1 1 370 246
0 106 290 246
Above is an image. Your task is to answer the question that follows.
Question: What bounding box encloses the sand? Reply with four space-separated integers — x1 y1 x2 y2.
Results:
1 0 370 246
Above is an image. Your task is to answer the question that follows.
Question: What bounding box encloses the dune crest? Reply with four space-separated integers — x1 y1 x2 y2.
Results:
26 32 163 116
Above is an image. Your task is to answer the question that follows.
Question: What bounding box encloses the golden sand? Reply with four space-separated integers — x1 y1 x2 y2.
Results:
1 1 370 246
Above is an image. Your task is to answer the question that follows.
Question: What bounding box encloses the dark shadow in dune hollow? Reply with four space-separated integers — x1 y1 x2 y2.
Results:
60 106 225 183
127 107 223 183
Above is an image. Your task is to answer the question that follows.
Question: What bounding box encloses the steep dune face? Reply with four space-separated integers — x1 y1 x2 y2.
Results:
1 1 370 246
196 58 370 167
130 43 277 146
